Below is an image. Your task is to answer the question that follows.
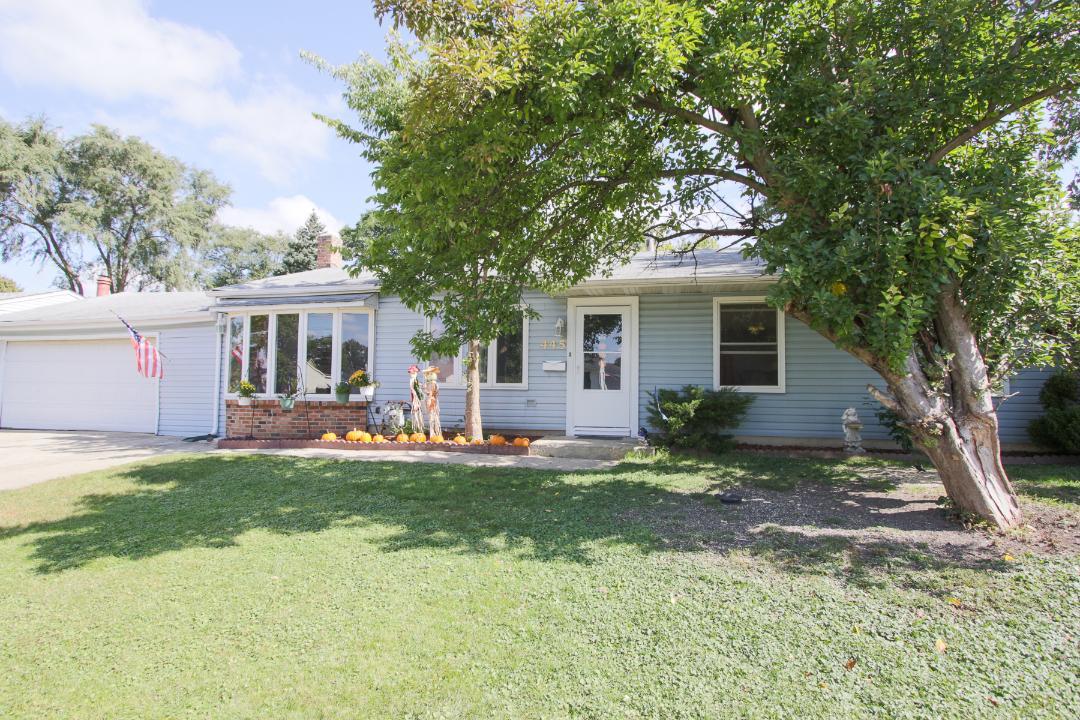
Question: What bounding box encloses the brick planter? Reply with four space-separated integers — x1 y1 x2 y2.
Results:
216 438 531 455
225 399 368 440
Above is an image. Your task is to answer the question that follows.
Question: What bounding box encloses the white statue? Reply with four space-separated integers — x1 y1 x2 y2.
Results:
842 407 865 454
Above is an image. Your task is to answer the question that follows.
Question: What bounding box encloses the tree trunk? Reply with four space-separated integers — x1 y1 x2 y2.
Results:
873 288 1023 530
464 339 484 440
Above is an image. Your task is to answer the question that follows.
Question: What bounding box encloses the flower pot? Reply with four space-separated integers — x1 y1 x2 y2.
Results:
335 390 350 404
238 396 253 407
357 385 375 401
279 397 295 411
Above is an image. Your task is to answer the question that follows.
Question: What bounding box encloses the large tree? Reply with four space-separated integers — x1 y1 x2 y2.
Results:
280 210 326 274
0 118 229 293
330 0 1079 528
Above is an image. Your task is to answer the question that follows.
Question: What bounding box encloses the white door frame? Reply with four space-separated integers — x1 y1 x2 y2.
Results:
565 296 639 437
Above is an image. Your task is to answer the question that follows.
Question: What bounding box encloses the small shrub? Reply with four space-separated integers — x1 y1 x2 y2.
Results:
646 385 754 453
1029 371 1080 453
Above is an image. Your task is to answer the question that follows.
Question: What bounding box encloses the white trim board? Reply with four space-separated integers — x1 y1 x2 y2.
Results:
565 296 639 437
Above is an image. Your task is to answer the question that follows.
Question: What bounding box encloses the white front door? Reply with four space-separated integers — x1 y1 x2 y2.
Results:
569 302 634 436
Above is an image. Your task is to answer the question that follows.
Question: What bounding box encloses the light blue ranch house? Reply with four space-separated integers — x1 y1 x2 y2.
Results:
208 235 1048 447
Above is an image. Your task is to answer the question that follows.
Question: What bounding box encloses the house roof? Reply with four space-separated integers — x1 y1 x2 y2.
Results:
0 289 82 316
208 249 770 299
0 291 213 334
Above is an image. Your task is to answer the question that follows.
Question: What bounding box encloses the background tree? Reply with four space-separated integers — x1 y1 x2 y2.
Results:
0 274 21 293
0 117 86 293
342 0 1079 528
280 210 326 274
1 117 230 293
202 226 288 288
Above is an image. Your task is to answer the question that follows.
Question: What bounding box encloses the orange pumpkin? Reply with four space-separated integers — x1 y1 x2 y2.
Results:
471 438 485 445
409 432 427 443
372 434 386 443
321 432 337 441
395 433 410 443
357 431 372 443
452 435 467 445
429 434 444 443
489 434 507 446
345 428 362 442
512 437 530 447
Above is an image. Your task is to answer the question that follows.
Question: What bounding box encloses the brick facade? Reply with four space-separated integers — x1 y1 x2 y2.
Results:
225 399 367 440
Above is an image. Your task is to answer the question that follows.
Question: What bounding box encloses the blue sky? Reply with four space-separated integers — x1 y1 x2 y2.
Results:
0 0 390 291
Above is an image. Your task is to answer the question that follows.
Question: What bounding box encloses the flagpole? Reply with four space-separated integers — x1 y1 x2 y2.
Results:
112 310 170 359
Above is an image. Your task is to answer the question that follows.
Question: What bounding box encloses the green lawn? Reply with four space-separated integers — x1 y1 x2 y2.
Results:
0 453 1076 719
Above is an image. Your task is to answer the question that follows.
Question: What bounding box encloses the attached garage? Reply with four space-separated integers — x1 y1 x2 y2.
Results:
0 291 218 437
1 339 158 432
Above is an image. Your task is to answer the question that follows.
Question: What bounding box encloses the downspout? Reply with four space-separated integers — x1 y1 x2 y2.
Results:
211 312 225 437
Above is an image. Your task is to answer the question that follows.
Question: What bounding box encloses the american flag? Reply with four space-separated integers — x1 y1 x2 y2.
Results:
115 314 164 379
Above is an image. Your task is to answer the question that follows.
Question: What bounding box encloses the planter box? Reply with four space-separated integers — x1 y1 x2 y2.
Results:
217 438 531 456
225 399 368 440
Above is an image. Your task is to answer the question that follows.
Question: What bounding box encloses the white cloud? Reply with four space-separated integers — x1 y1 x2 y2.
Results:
219 195 343 236
0 0 330 182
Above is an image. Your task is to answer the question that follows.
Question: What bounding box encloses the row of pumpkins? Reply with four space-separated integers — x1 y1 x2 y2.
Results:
319 430 531 447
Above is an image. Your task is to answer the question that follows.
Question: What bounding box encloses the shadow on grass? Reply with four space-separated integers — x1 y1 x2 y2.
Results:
0 454 1009 580
1008 464 1080 507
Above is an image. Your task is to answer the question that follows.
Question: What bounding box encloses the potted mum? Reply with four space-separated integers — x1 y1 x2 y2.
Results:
334 381 352 404
348 369 380 401
237 380 256 406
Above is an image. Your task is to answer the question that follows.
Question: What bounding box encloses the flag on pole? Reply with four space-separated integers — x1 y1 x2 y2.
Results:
115 313 164 379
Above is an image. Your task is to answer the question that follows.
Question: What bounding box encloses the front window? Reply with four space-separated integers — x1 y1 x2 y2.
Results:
425 315 528 388
714 299 785 392
306 313 333 394
224 308 373 397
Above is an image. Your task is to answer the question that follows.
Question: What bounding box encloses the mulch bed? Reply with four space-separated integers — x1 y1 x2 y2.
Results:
217 438 531 455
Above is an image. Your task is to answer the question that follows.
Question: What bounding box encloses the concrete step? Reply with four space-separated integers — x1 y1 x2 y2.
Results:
530 435 652 461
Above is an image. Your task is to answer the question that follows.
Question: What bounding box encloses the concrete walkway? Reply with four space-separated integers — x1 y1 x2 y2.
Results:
0 430 215 490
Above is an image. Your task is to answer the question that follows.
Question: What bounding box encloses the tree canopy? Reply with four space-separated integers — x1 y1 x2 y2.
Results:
0 274 21 293
1 117 230 293
324 0 1079 527
202 226 289 288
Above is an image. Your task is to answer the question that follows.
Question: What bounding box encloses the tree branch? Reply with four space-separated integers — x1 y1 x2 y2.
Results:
657 168 769 195
636 95 736 139
927 84 1075 165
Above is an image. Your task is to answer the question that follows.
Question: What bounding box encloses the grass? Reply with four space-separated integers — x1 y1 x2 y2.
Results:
0 452 1076 719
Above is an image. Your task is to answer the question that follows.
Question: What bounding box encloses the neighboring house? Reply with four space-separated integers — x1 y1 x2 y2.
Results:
0 236 1049 444
0 289 82 316
0 291 217 435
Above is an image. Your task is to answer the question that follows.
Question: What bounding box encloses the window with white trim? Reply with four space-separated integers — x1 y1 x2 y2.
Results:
225 307 373 397
713 298 785 392
424 315 528 388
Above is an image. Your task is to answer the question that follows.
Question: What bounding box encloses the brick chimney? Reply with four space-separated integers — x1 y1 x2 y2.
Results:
96 276 112 297
315 232 343 269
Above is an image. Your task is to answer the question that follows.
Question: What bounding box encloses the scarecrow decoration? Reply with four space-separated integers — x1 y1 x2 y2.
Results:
423 365 442 440
407 364 426 432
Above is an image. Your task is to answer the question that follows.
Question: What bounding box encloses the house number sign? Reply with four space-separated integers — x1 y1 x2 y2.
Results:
540 339 567 350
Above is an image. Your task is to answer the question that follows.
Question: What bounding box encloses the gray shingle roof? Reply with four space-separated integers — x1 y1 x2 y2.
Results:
0 291 212 328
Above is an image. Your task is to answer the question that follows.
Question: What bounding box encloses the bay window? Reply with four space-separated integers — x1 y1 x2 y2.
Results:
424 316 528 388
225 307 374 398
712 298 785 393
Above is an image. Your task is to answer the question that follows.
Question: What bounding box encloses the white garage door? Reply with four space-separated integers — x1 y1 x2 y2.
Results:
1 339 157 432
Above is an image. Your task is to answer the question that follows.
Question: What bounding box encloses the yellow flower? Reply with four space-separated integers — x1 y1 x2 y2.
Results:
830 281 848 296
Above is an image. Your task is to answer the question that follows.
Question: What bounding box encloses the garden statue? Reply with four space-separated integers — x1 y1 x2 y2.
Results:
423 366 442 440
407 364 426 432
382 401 406 435
842 407 865 454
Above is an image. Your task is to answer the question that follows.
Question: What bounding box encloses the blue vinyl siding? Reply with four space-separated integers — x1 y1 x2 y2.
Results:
158 324 218 437
374 292 568 432
638 293 1047 444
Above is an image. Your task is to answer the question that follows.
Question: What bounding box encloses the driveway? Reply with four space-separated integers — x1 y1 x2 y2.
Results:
0 430 215 490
